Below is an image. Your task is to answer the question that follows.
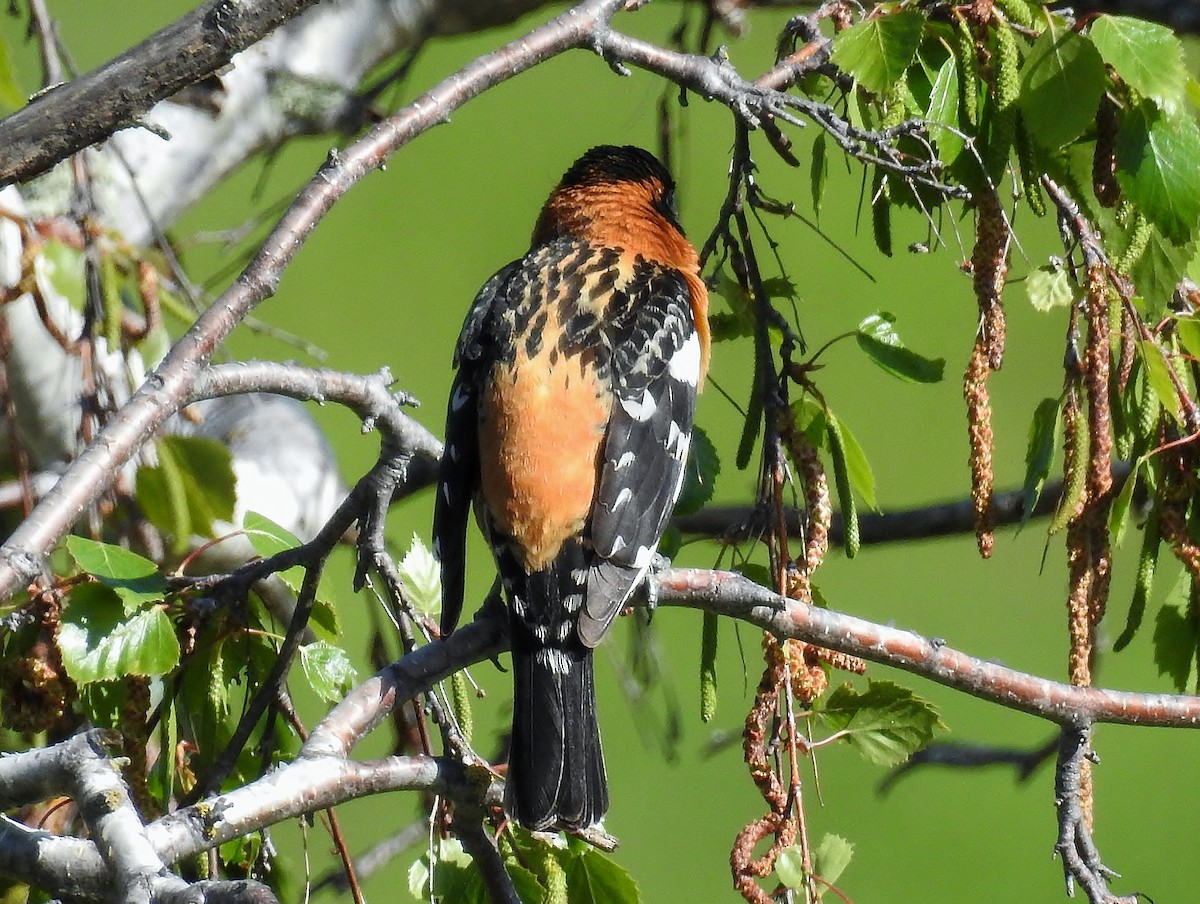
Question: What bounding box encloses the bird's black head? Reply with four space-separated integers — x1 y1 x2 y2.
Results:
534 145 683 244
556 145 674 192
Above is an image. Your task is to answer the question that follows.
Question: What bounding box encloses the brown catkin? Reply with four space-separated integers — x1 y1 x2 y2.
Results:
973 188 1009 371
965 341 995 557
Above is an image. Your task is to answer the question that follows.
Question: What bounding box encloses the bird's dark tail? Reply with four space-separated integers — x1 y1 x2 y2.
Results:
506 548 608 832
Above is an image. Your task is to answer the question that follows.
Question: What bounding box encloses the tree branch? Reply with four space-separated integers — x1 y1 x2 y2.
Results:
0 0 325 187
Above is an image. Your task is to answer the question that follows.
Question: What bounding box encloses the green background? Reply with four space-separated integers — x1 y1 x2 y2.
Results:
5 2 1199 901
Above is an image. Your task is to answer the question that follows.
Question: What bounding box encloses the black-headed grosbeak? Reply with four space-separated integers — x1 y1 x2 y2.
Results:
433 145 709 831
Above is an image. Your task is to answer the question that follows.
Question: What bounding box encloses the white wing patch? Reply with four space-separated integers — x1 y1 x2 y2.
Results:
619 387 657 421
614 451 636 470
611 487 633 511
667 332 701 386
632 544 656 568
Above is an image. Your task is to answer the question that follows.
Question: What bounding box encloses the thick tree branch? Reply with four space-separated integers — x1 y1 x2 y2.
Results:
653 569 1200 728
0 0 325 187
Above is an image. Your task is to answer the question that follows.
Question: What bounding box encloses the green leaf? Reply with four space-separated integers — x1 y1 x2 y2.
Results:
1116 104 1200 245
831 10 925 96
925 53 964 166
1153 570 1199 692
812 834 855 894
58 584 180 684
138 435 237 543
775 845 806 890
1176 315 1200 361
1090 15 1187 113
1017 22 1106 148
1020 398 1062 526
1139 339 1182 423
65 536 166 614
818 680 944 767
1025 264 1076 312
243 510 301 557
1132 227 1193 314
810 132 828 216
790 395 829 448
179 636 232 759
855 312 945 383
829 414 876 511
398 534 442 619
298 641 358 704
675 425 719 517
564 845 641 904
0 32 23 110
241 510 306 591
309 596 342 640
1108 457 1142 548
410 836 544 904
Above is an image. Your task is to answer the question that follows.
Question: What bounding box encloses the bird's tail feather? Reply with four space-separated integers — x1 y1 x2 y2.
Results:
508 638 607 831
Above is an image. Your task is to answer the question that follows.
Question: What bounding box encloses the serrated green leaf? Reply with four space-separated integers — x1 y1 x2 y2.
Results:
816 830 854 897
1017 22 1106 148
812 834 855 893
818 680 943 767
58 584 180 684
1153 570 1199 692
298 641 358 704
855 312 945 383
65 536 166 614
1117 105 1200 245
1021 398 1062 527
399 534 442 618
309 596 341 640
831 10 925 96
675 425 719 517
1090 15 1187 113
1025 264 1076 313
1132 228 1193 315
926 53 964 167
564 845 641 904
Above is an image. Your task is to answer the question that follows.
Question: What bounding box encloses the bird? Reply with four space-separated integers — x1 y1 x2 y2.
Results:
433 145 709 832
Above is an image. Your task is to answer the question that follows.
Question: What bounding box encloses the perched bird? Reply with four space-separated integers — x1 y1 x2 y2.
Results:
433 145 709 831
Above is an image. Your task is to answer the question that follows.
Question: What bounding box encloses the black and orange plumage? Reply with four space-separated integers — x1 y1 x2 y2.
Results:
433 145 709 831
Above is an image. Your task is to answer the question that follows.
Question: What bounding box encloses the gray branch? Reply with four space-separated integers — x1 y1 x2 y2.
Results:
0 0 325 187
